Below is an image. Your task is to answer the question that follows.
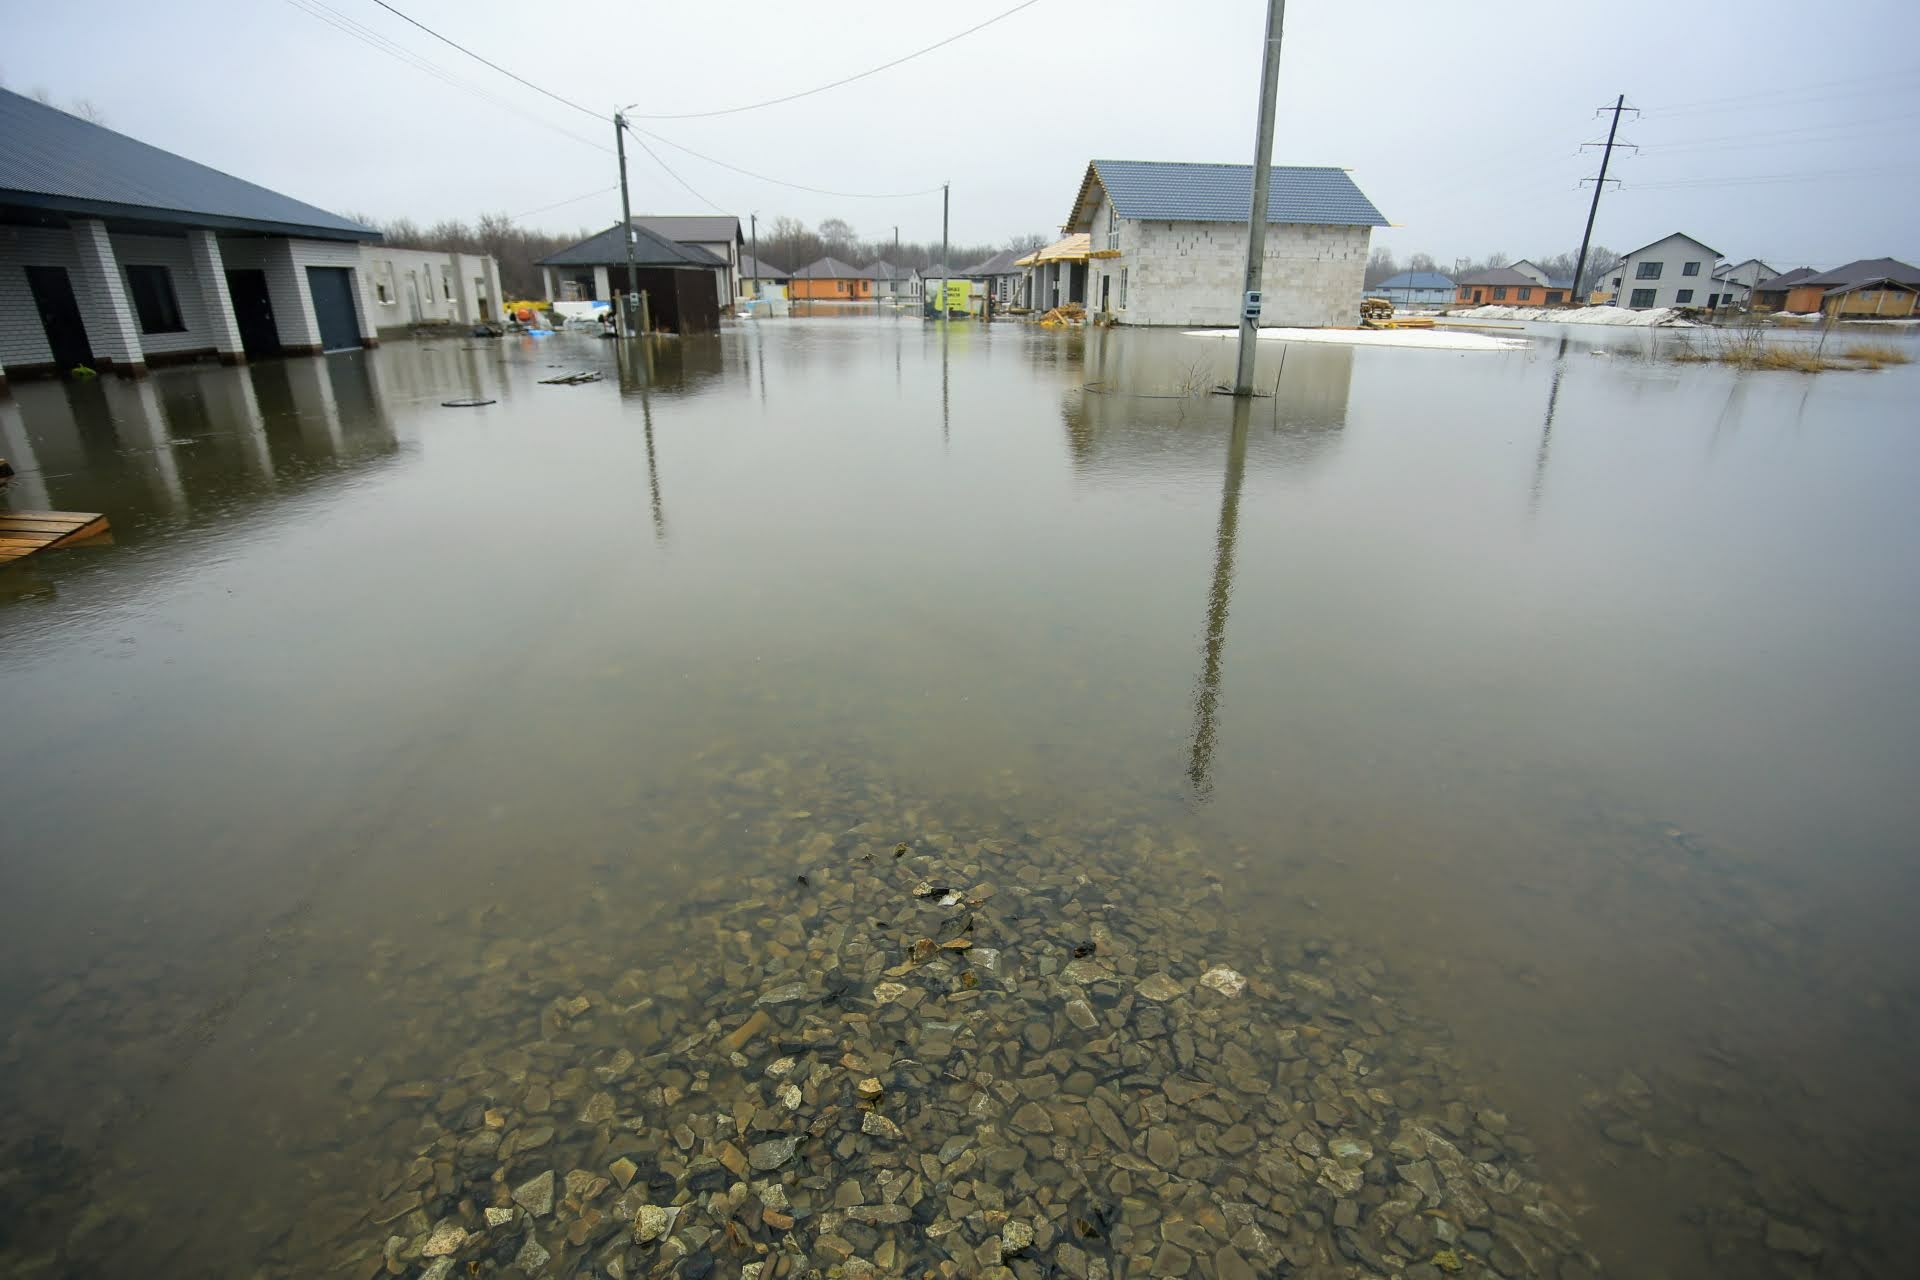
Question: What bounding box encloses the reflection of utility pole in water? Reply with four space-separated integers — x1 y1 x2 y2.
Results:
940 320 950 448
1528 335 1571 519
615 340 669 544
1188 396 1254 799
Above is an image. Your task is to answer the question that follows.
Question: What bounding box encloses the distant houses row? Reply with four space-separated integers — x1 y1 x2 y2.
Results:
1373 235 1920 318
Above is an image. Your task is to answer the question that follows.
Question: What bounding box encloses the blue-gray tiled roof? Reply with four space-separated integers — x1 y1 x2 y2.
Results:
0 89 376 240
1078 160 1387 229
539 222 728 268
1374 271 1453 289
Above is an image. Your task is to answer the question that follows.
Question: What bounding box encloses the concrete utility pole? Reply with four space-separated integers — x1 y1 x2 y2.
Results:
1572 94 1632 304
750 213 759 301
614 111 640 335
938 183 950 320
1232 0 1286 396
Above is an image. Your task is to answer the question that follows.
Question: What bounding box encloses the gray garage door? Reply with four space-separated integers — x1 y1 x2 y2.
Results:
305 266 362 353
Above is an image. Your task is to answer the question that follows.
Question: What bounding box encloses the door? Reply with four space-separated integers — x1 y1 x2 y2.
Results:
225 269 281 357
24 266 93 369
305 266 362 352
1472 289 1484 303
1100 275 1111 312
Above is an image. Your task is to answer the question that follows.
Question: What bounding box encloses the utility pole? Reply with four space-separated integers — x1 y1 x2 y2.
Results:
1572 94 1632 304
938 183 949 321
614 111 640 335
1232 0 1286 396
750 213 759 301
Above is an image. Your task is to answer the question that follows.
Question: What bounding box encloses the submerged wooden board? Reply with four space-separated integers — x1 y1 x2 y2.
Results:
0 510 110 565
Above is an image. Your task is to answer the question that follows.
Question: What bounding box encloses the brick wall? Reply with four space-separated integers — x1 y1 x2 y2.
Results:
0 225 76 367
1108 218 1371 328
109 232 216 356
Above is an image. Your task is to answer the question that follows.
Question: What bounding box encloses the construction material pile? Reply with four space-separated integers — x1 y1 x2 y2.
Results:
1037 304 1085 329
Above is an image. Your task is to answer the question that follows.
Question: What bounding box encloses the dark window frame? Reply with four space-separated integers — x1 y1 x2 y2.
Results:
125 264 187 334
1636 261 1663 280
1629 288 1658 307
1493 286 1508 300
1676 289 1694 304
1517 286 1532 301
1682 261 1701 276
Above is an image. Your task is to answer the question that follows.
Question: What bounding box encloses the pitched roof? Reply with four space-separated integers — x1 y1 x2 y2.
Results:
792 256 864 279
1797 257 1920 287
0 87 375 240
538 222 728 268
958 249 1024 276
739 253 789 280
1373 271 1453 289
1752 266 1819 292
853 260 901 279
1454 267 1540 287
634 215 742 245
1822 277 1918 297
1620 231 1722 259
1069 159 1387 231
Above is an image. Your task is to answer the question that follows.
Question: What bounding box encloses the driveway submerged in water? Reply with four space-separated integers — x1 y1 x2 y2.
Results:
1 317 1917 1277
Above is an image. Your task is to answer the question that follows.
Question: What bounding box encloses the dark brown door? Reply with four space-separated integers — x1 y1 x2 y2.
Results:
226 269 281 357
24 265 93 369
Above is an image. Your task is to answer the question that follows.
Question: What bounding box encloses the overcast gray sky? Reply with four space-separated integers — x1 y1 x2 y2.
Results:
8 0 1917 267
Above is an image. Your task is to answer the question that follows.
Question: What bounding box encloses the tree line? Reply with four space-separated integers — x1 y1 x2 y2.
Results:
749 217 1049 274
1365 246 1624 296
351 213 595 302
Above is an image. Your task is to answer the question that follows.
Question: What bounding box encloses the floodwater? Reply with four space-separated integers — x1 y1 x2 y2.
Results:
2 314 1917 1278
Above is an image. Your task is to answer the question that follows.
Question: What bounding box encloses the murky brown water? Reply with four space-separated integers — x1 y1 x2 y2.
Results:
2 315 1917 1278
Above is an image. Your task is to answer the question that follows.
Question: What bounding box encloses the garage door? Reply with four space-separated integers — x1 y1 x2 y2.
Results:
305 266 362 353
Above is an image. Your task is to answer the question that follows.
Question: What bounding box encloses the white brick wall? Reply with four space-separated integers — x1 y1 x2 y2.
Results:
69 219 144 366
1100 214 1371 329
108 232 214 356
1610 234 1721 309
358 246 498 327
0 225 77 367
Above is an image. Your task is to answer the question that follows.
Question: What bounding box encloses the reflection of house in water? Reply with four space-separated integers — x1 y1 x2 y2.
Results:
0 356 398 540
1061 332 1354 478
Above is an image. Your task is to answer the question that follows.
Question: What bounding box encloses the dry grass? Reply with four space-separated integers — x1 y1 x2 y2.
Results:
1668 328 1913 373
1843 342 1914 369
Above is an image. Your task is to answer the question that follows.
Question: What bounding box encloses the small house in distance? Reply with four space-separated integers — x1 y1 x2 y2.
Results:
1605 234 1721 309
958 250 1027 308
1709 259 1777 308
635 216 743 307
738 254 789 300
1062 159 1387 327
790 258 870 301
1370 270 1453 306
1453 268 1561 307
1757 258 1920 317
536 223 726 333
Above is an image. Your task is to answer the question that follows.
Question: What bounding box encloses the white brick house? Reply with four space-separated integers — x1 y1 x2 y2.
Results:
0 88 381 390
360 246 504 331
1605 233 1722 310
1063 159 1387 328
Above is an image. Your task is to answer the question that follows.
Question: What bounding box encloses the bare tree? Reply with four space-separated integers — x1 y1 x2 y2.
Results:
1364 246 1398 287
1408 252 1438 274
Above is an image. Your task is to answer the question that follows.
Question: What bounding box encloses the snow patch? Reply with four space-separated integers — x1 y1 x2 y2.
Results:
1448 304 1695 327
1182 327 1527 352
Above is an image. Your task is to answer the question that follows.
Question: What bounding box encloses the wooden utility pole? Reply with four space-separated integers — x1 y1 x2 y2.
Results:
938 184 950 320
750 213 759 301
1232 0 1286 396
1572 95 1629 304
614 111 640 335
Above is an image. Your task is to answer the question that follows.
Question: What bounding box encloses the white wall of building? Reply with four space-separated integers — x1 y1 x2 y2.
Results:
1086 191 1371 327
1610 234 1722 309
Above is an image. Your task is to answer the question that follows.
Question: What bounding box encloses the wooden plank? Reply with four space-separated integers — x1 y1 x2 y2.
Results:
0 511 98 525
47 517 110 548
0 509 111 565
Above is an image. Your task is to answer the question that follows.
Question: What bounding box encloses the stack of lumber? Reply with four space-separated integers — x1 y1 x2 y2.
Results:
1037 303 1086 328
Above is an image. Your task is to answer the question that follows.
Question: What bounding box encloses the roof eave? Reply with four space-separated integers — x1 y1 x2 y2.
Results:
0 189 379 241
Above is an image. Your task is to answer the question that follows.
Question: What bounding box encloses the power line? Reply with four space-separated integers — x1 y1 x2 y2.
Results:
623 0 1046 119
281 0 610 152
627 125 946 200
620 122 727 215
510 185 619 222
368 0 600 119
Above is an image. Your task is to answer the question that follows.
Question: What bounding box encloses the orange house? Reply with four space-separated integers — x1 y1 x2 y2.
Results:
790 257 872 300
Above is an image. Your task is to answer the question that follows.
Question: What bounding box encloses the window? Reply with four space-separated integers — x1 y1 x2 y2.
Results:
1629 288 1657 307
1636 261 1663 280
1106 204 1119 252
441 269 451 300
1493 286 1508 300
1676 289 1694 304
1517 286 1532 301
1682 261 1701 276
1547 291 1564 303
125 264 186 333
836 280 846 293
1119 267 1128 309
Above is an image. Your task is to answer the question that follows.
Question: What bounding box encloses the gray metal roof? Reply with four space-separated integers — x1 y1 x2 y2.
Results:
853 259 899 279
1620 231 1722 260
1071 159 1387 230
792 257 864 279
958 249 1024 276
1797 257 1920 287
539 222 728 268
1752 266 1819 291
634 215 742 245
739 253 789 280
1373 271 1453 289
0 88 376 241
1454 267 1540 287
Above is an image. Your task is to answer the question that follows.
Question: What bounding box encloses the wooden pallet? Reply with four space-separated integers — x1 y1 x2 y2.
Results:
0 510 112 566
